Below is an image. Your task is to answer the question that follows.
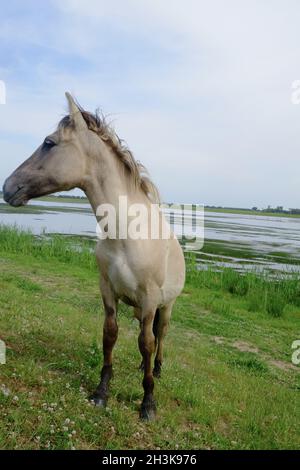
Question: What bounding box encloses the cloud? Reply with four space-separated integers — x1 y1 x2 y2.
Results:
0 0 300 207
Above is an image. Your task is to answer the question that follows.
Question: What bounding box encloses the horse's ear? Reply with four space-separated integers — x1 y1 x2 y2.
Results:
65 92 87 130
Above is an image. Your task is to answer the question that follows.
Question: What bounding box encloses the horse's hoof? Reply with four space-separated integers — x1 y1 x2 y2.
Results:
89 394 107 408
140 401 157 421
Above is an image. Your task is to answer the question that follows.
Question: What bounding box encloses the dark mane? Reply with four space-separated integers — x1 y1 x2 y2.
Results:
58 108 160 203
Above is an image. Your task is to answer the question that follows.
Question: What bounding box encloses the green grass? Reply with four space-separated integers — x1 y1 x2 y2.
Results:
36 195 88 204
0 191 89 205
0 225 299 450
198 239 300 268
186 253 300 316
205 207 300 218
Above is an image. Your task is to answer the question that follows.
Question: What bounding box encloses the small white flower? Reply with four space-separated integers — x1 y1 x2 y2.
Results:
0 385 10 397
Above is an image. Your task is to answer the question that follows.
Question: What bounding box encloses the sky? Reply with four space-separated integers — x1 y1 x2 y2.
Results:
0 0 300 208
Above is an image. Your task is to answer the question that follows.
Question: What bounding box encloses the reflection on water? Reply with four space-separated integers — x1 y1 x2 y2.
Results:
0 198 299 274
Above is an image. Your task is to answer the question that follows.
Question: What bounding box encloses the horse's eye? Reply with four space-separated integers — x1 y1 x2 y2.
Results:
43 138 56 150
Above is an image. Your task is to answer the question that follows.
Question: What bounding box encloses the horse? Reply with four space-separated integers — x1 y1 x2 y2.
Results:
2 93 186 420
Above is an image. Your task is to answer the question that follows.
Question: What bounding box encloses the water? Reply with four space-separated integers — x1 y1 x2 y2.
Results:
0 199 97 237
203 211 300 274
1 198 299 274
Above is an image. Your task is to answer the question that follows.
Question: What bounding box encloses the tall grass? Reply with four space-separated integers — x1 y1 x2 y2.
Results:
185 252 300 317
0 224 96 270
1 225 299 317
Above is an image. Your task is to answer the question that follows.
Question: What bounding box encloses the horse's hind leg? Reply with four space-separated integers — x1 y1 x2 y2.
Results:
134 308 145 371
90 277 118 408
153 301 174 378
138 308 157 420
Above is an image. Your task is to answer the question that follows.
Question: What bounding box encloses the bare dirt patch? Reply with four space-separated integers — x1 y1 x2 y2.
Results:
212 336 225 345
232 341 259 354
268 360 299 372
212 337 299 374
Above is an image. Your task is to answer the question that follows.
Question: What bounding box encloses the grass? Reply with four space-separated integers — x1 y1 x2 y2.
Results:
29 194 88 204
186 253 300 317
0 225 299 450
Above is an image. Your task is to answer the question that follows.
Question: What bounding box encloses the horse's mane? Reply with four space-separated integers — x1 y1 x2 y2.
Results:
58 106 160 204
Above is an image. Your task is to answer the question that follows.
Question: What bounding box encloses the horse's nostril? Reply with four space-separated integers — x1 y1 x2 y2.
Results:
2 181 25 204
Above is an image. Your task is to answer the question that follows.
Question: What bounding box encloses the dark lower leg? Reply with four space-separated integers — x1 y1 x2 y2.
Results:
153 321 168 378
153 357 162 378
90 311 118 407
138 321 145 371
153 337 164 377
138 317 156 420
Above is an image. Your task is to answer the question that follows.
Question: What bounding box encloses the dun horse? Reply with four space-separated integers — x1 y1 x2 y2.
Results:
3 93 185 420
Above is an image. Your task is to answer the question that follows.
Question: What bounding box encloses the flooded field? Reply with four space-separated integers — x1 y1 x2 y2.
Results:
0 198 299 274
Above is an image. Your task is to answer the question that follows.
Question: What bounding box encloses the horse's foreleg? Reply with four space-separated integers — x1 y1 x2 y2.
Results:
139 308 159 372
90 279 118 408
138 310 156 420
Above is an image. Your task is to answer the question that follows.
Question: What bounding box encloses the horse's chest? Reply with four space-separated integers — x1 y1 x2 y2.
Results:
107 257 138 298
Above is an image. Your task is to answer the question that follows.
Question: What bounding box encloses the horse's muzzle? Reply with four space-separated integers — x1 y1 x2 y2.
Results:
2 178 27 207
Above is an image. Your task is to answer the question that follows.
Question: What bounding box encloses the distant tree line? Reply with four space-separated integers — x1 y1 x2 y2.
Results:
260 205 300 215
56 194 87 199
206 204 300 215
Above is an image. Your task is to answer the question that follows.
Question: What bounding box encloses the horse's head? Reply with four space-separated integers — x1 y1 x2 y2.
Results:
3 93 91 206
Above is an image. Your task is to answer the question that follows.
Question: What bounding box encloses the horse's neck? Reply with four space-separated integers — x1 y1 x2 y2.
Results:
85 175 123 217
84 147 146 219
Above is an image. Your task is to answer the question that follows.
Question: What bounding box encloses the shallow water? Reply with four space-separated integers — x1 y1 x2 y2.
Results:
202 211 300 273
0 198 299 274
